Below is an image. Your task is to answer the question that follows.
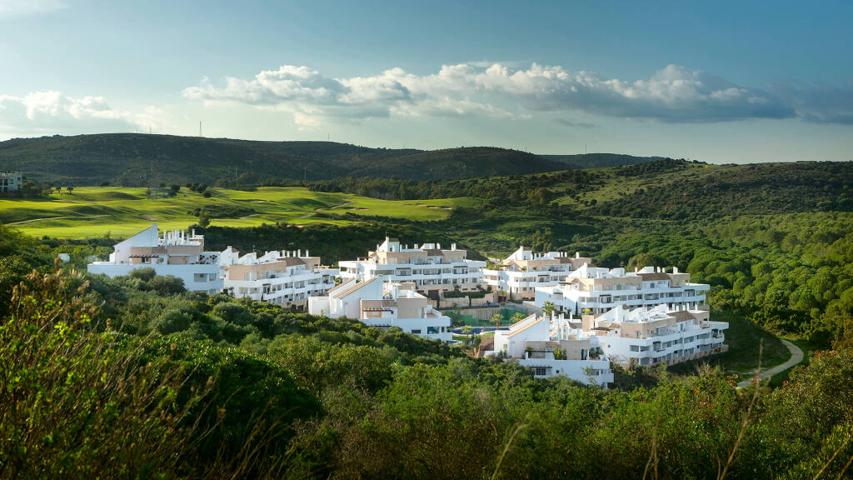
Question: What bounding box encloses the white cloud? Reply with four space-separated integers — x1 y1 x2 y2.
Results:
184 62 818 126
0 0 66 19
0 91 164 135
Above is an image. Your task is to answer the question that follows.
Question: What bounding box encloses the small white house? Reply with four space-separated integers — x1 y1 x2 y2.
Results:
87 224 223 293
0 171 22 193
489 313 614 386
308 277 453 342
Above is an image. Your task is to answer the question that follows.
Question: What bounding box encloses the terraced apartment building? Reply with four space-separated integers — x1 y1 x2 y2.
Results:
488 313 614 386
308 277 453 341
219 247 338 311
579 304 729 367
534 265 710 315
87 224 223 293
483 246 592 300
338 237 485 297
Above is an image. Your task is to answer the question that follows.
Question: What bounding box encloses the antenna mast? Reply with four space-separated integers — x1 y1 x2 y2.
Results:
199 121 203 137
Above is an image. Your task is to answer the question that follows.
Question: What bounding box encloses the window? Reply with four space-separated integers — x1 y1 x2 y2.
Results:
411 329 421 334
630 345 640 352
532 367 549 376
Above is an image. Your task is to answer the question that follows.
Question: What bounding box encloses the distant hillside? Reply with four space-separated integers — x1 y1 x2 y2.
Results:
590 161 853 220
0 134 580 185
542 153 665 168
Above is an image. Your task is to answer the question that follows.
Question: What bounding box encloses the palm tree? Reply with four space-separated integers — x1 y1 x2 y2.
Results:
490 312 504 328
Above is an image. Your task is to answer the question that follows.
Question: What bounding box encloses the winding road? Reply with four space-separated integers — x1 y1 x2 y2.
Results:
737 339 804 388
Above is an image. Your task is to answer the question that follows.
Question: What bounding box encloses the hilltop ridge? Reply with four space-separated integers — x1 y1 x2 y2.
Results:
0 133 659 185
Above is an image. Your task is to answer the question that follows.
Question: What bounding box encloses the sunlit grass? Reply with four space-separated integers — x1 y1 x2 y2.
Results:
1 186 473 239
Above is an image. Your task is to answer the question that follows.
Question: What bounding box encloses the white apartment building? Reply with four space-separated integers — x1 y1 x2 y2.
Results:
483 246 592 299
87 224 222 293
308 277 453 342
489 313 614 386
534 265 710 315
581 304 729 368
338 237 485 297
0 171 22 193
219 248 338 310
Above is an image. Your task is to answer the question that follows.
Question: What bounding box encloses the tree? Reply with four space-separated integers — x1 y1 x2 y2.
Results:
144 275 185 295
198 215 210 227
543 301 555 317
490 312 504 328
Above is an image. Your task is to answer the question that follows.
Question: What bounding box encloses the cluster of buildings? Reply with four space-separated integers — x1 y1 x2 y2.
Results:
87 225 727 387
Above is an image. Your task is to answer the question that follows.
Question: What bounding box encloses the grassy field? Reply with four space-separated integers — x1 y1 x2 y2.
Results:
0 186 476 239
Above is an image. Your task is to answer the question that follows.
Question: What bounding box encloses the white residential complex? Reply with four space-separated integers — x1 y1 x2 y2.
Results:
219 248 338 310
338 237 485 297
489 313 614 386
487 303 728 385
308 278 453 341
535 265 710 315
87 225 223 293
0 171 22 193
483 246 592 299
580 304 729 367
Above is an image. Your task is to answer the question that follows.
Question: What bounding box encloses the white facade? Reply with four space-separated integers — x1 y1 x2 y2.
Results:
338 237 485 296
308 278 453 342
483 246 592 299
582 304 729 368
489 313 614 386
535 265 710 315
220 247 338 310
87 224 222 293
0 171 22 193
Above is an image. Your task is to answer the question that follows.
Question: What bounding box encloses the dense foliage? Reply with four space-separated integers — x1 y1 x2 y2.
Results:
596 162 852 220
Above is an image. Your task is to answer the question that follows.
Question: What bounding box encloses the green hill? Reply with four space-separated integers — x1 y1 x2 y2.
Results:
0 134 613 185
542 153 665 168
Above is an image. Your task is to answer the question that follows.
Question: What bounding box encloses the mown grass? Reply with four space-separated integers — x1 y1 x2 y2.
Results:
0 186 474 239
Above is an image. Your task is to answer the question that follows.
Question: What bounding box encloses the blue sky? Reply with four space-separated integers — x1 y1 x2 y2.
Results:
1 0 851 162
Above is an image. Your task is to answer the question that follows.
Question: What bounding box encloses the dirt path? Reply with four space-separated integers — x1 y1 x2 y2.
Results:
737 339 804 388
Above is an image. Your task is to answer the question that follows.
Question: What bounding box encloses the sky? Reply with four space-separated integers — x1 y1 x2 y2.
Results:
0 0 852 163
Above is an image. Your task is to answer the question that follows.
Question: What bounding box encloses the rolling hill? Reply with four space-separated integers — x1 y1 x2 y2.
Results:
542 153 667 168
0 133 657 185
